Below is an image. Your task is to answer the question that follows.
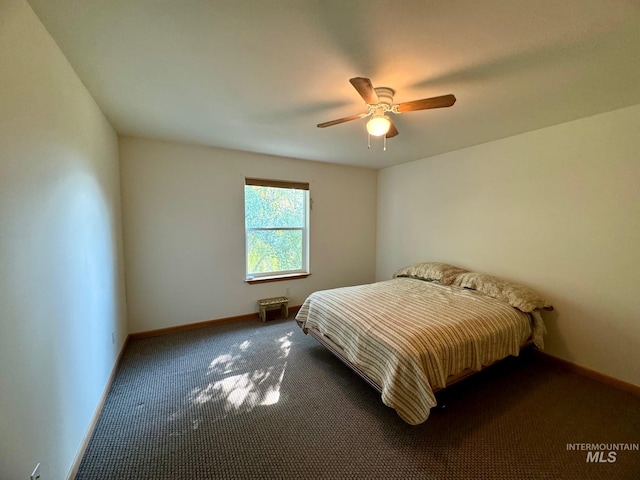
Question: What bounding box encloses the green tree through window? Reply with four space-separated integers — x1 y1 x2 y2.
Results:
245 179 309 278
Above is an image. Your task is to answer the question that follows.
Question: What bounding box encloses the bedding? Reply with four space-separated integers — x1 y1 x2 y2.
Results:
452 271 553 312
393 261 468 285
296 276 547 425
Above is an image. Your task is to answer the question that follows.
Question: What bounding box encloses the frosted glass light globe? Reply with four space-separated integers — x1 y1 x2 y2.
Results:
366 115 391 136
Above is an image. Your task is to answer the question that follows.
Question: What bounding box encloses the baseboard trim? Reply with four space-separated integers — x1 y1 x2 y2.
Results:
67 336 130 480
129 305 302 340
535 351 640 398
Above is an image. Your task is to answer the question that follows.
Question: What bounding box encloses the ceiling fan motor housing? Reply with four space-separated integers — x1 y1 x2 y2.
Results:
374 87 395 106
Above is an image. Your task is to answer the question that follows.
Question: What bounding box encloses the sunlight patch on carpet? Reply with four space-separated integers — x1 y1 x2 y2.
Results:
189 330 295 413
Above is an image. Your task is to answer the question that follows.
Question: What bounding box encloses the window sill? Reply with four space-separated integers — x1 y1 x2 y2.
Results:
245 273 310 284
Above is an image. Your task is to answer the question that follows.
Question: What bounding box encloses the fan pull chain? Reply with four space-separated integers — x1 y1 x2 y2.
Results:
367 133 389 151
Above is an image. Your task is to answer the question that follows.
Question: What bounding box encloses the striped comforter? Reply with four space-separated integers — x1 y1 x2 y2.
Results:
296 278 537 425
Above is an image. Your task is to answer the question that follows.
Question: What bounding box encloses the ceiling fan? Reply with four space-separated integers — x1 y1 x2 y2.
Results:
317 77 456 149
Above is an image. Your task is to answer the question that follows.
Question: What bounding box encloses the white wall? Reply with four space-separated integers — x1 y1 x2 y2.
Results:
377 104 640 386
119 137 377 333
0 1 127 479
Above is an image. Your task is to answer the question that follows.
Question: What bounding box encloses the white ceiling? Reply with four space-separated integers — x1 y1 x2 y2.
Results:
27 0 640 169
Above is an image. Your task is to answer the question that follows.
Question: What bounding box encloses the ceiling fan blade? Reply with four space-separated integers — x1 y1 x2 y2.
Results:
317 112 368 128
386 119 399 138
349 77 380 105
396 94 456 113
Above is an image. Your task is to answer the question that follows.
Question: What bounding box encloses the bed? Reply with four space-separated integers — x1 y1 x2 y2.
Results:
296 262 552 425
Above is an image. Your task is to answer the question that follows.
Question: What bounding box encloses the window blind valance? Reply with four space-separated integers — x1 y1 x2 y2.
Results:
245 177 309 191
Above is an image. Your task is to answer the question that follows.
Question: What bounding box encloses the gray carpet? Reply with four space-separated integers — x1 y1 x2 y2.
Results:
76 318 640 479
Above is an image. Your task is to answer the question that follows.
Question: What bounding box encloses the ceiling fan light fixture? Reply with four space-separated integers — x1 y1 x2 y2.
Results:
366 114 391 136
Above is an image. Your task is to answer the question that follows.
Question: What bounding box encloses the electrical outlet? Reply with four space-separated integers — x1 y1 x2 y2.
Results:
285 287 290 296
30 462 41 480
111 332 116 344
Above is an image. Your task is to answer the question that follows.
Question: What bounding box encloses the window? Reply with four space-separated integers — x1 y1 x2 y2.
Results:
244 178 310 282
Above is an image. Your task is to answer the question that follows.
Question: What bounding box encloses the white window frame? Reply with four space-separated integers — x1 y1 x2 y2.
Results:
244 178 310 282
